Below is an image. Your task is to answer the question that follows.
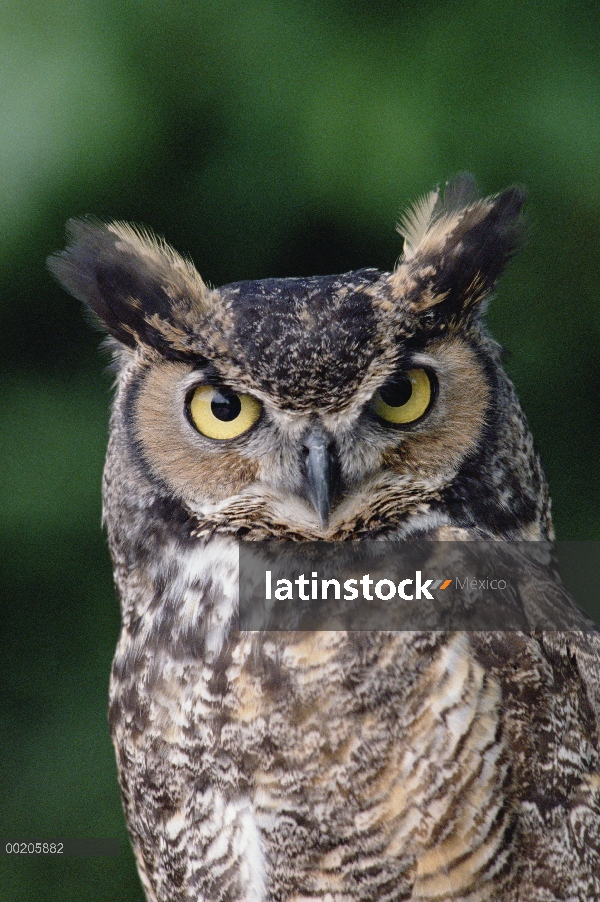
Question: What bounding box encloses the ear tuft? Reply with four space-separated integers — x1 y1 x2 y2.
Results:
48 218 215 356
392 175 526 326
397 188 440 261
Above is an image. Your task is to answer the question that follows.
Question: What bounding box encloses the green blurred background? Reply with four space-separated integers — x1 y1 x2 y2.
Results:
1 1 599 899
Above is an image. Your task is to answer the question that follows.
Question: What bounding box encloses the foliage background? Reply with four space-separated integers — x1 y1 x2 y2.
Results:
1 1 599 899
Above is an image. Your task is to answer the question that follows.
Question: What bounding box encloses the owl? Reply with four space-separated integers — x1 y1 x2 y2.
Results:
49 176 600 902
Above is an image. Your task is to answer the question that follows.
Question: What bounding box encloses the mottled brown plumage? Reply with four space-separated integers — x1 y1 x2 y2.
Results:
49 175 600 901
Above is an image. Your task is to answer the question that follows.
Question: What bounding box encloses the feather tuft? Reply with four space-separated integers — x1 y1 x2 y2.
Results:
397 189 440 260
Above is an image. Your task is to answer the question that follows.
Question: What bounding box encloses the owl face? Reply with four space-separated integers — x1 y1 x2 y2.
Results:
129 315 489 539
49 175 551 541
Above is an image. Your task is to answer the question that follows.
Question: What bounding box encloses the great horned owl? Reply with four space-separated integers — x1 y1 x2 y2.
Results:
49 176 600 901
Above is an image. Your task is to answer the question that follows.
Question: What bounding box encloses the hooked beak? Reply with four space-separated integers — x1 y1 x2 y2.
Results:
300 427 341 529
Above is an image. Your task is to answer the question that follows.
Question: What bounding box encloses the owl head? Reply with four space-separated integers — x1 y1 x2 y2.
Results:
48 175 551 545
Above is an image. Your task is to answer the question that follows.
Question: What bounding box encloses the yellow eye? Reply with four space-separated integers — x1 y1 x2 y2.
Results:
371 368 434 425
188 385 262 440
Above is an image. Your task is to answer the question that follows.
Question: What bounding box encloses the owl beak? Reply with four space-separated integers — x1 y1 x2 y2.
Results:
301 427 340 529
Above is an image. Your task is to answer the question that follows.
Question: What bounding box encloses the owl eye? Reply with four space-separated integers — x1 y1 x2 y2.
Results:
371 368 434 425
188 385 262 440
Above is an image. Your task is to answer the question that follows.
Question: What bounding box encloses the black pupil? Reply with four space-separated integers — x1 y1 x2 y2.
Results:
379 375 413 408
211 390 242 421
